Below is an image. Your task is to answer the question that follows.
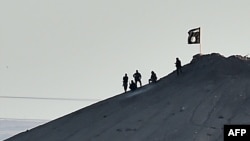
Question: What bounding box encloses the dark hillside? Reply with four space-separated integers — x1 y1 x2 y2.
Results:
6 53 250 141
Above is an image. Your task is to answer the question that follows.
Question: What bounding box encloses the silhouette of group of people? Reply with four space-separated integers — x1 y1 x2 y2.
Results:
122 70 158 92
122 58 182 93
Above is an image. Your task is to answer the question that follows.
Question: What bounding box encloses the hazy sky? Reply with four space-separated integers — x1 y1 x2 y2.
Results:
1 0 250 120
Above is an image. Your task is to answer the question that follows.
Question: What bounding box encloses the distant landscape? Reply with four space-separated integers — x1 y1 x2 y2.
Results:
0 118 48 140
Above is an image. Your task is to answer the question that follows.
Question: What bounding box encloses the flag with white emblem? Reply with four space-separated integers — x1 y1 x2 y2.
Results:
188 27 200 44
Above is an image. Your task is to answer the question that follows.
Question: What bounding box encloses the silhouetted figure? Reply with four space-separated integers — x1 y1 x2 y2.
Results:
122 73 128 92
175 58 182 75
129 80 137 91
133 70 142 87
149 71 157 83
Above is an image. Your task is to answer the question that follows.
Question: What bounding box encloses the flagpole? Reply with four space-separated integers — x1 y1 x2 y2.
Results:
188 27 202 54
199 27 202 55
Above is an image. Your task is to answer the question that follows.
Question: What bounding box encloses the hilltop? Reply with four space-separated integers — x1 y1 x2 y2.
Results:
6 53 250 141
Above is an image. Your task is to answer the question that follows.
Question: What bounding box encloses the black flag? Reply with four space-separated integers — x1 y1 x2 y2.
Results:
188 27 200 44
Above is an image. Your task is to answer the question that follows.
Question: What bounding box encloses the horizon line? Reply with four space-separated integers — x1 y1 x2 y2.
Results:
0 96 101 102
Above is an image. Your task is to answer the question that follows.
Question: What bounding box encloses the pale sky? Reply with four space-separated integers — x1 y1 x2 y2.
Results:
0 0 250 120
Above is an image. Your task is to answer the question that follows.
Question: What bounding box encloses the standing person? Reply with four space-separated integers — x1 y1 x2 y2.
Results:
133 70 142 87
122 73 129 92
175 58 182 75
149 71 157 83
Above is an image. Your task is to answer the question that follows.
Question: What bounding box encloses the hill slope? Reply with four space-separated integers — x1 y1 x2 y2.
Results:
6 53 250 141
